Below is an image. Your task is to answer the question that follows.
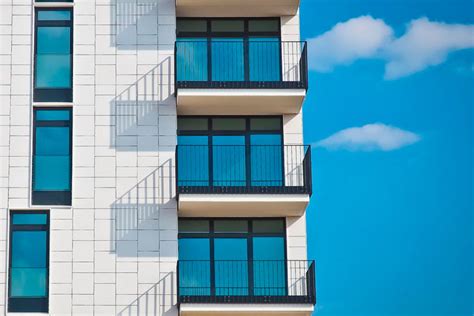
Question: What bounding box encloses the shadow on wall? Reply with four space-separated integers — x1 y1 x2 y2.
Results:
111 56 174 151
110 159 176 256
117 272 178 316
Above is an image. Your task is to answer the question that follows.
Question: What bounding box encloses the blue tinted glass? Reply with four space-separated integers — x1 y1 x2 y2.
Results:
179 239 210 296
37 10 71 21
36 110 70 121
250 134 282 186
34 155 71 190
35 54 71 88
10 268 47 297
215 238 248 296
177 38 208 81
11 231 47 268
253 237 285 295
36 127 70 155
213 136 246 186
178 136 209 186
12 214 47 225
37 27 70 53
249 37 281 81
211 38 244 81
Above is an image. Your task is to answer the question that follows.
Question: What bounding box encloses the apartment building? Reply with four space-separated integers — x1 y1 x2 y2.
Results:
0 0 314 315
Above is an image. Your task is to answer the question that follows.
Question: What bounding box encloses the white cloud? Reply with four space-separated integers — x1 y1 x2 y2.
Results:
307 16 474 79
308 16 393 72
384 18 474 79
316 123 420 151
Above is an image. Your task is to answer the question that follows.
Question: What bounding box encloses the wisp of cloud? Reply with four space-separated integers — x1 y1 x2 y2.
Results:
316 123 421 151
307 16 474 79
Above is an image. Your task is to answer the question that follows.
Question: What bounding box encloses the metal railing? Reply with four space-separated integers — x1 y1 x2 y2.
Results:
175 40 308 90
176 145 312 195
177 260 316 304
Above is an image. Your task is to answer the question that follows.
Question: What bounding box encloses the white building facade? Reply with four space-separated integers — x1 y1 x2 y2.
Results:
0 0 314 315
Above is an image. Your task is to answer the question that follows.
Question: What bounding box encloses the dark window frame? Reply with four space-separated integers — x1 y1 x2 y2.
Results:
8 210 50 313
32 107 73 206
34 7 73 102
178 218 288 297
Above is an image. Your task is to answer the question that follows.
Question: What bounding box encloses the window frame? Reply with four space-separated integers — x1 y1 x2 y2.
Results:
32 107 73 206
178 218 288 296
34 7 73 102
8 210 50 313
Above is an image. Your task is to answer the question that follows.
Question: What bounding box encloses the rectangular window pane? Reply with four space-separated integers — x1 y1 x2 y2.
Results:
214 238 248 296
34 156 71 190
250 118 281 131
253 237 286 296
9 212 49 312
37 10 71 21
178 220 210 233
212 118 245 131
178 118 208 131
178 238 211 296
214 220 248 233
249 37 281 81
249 19 280 32
176 38 208 82
12 214 47 225
37 27 70 53
253 219 285 233
36 109 70 121
250 135 283 186
177 136 209 187
211 20 244 32
211 38 244 81
213 136 246 186
177 19 207 33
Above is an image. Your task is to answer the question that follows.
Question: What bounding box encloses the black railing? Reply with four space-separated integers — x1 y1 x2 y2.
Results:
176 145 312 195
175 41 308 90
178 260 316 305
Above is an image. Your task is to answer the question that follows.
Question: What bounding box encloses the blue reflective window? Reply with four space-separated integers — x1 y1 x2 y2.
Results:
37 10 71 21
253 237 286 295
177 38 208 81
9 212 49 312
12 214 47 225
250 134 283 186
249 37 281 81
213 136 246 186
211 38 244 81
177 136 209 186
33 109 72 205
179 238 210 296
214 238 248 296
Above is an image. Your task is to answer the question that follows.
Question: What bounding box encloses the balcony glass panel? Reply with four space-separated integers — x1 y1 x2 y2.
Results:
250 134 282 186
179 238 211 296
177 136 208 186
253 237 286 296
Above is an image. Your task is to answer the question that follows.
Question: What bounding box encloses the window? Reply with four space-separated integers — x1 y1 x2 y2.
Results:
34 8 73 102
177 116 283 187
8 211 49 313
176 18 281 82
178 218 286 296
32 108 72 205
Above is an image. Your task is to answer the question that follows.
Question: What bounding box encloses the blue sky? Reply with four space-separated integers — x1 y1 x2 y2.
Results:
301 1 473 315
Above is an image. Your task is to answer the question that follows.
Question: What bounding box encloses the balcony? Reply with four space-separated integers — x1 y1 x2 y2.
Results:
175 41 308 115
176 0 300 18
176 145 312 217
178 260 316 315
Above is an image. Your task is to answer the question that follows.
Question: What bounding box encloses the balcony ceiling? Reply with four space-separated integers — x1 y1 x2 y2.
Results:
176 0 300 17
176 89 306 115
180 303 313 316
178 194 310 217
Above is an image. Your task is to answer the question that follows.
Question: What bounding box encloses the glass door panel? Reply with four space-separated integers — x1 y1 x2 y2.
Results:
250 134 283 186
178 238 211 296
212 136 246 186
214 238 248 296
249 37 281 82
253 237 286 296
177 136 209 186
176 38 208 81
211 38 244 81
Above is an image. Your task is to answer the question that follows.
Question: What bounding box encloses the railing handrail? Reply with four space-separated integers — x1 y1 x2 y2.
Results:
176 40 307 43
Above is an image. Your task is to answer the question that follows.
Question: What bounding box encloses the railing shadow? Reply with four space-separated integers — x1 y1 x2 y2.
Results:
117 272 177 316
111 56 173 151
111 159 175 256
